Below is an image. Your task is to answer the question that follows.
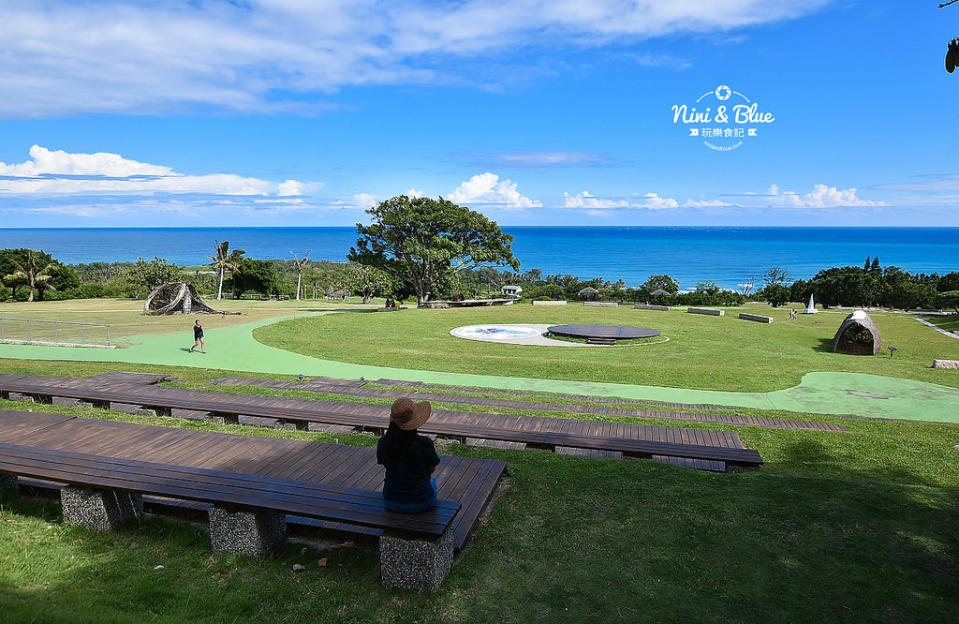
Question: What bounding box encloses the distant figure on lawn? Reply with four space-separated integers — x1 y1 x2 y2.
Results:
377 398 439 513
789 308 798 320
189 319 205 353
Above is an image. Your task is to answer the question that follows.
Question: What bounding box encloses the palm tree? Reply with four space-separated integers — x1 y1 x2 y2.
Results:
208 240 234 300
3 250 54 302
290 250 311 301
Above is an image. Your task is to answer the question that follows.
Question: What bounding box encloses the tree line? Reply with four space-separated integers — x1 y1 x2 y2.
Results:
1 195 957 312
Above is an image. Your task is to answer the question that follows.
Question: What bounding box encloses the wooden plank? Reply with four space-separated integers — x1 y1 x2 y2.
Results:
0 443 456 536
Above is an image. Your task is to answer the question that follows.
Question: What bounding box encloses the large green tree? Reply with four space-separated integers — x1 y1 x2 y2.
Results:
129 257 182 293
345 263 393 304
235 258 280 296
348 195 519 306
641 275 678 294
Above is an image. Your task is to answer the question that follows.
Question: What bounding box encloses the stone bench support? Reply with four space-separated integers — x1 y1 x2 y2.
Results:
739 313 774 323
61 485 143 531
932 359 959 369
135 406 172 418
380 525 454 592
205 412 239 425
208 506 287 557
0 474 18 495
276 419 309 431
687 307 725 317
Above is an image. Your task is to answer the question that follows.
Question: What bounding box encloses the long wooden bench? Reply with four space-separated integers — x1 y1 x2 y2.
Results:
0 442 458 591
0 375 763 470
209 376 846 433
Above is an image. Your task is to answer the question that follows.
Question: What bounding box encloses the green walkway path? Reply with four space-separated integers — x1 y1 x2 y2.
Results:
1 313 957 423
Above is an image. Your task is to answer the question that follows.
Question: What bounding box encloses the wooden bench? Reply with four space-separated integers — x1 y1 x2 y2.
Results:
687 307 725 317
634 303 669 311
0 442 458 592
0 375 764 471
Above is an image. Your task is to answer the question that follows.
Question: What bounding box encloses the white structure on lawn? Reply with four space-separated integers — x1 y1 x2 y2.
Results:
802 293 819 314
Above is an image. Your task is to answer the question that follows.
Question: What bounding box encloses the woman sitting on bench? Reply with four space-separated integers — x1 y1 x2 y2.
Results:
377 398 439 513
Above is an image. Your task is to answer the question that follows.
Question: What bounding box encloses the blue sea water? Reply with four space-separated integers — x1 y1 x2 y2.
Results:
0 226 956 290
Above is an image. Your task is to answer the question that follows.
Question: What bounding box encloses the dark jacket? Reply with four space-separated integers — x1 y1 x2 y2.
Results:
376 429 439 505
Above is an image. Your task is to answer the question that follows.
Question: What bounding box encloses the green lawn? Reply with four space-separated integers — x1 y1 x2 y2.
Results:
922 313 959 334
0 297 376 341
0 373 957 624
0 315 957 622
254 304 959 392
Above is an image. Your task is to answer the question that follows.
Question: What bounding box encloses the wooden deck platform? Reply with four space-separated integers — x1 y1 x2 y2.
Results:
0 410 504 551
0 374 763 470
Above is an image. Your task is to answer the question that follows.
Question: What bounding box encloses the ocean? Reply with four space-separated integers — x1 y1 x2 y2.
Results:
1 226 957 291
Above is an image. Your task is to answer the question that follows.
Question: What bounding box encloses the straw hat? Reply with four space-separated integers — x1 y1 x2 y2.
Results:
389 397 431 430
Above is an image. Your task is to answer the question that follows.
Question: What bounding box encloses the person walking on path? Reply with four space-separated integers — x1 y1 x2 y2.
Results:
376 398 439 513
189 319 205 353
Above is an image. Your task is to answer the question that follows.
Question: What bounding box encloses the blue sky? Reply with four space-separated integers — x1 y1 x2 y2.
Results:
0 1 955 227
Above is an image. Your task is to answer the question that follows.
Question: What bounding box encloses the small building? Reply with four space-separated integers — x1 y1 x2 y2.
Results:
577 286 600 301
833 310 881 355
501 285 522 299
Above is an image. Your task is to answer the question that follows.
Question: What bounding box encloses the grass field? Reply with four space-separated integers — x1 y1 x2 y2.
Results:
0 302 957 622
923 313 959 334
254 304 959 392
0 297 375 341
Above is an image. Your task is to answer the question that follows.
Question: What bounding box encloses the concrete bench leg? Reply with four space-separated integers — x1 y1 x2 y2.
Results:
276 419 308 431
379 525 454 592
75 400 110 409
205 412 239 425
208 506 286 557
61 486 143 532
0 474 18 496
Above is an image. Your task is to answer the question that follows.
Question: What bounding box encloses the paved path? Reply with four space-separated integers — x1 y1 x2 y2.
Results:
0 312 957 423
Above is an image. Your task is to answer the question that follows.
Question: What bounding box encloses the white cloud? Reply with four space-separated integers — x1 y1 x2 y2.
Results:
0 2 832 117
563 191 628 209
0 145 170 177
405 188 425 198
683 198 733 207
0 145 312 197
633 192 679 210
329 193 380 210
767 183 884 207
448 173 542 209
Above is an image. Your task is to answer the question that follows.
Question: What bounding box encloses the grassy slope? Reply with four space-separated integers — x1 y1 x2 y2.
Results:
0 390 955 623
921 313 959 334
0 309 956 622
0 298 375 342
255 304 959 392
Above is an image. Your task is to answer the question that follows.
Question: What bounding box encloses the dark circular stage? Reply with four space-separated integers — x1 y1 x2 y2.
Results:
546 324 660 341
